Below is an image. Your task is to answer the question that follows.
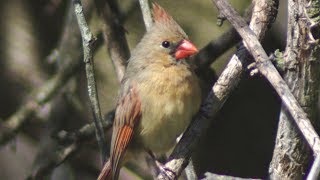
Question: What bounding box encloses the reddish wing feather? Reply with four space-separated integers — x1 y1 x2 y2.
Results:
110 85 141 180
111 126 133 179
98 160 112 180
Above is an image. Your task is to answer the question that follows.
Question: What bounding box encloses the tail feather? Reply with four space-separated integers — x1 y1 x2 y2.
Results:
98 160 112 180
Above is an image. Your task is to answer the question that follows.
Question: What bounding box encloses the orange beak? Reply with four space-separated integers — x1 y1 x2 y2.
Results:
174 39 198 60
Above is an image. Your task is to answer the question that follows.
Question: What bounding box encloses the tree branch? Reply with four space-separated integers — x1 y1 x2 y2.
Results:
138 0 152 31
192 4 253 68
73 0 107 164
307 155 320 180
269 0 320 178
212 0 320 154
26 115 114 180
305 61 320 179
157 0 279 179
203 172 262 180
0 48 82 147
94 0 130 82
191 27 241 69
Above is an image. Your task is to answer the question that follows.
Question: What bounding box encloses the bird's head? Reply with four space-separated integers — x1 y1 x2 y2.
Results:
152 3 198 62
133 3 198 66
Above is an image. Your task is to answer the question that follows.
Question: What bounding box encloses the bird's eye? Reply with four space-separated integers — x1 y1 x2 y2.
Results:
161 41 170 48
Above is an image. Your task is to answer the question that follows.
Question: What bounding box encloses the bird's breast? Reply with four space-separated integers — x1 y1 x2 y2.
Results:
134 65 201 153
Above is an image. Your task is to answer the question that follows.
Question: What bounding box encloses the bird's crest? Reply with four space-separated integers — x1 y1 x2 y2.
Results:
150 2 188 40
152 3 173 23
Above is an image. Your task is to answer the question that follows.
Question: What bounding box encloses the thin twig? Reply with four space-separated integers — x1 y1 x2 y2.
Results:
307 155 320 180
184 160 197 180
0 49 82 146
138 0 153 31
27 2 83 179
157 0 278 179
26 110 114 179
203 172 261 180
192 4 253 68
27 143 79 180
94 0 130 82
25 2 137 177
55 117 113 144
73 0 107 164
212 0 320 154
191 27 240 69
268 0 318 178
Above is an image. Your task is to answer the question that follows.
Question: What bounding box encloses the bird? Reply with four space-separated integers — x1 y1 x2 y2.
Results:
98 3 201 180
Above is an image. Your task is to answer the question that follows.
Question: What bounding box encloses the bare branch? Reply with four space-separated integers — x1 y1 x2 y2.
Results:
269 0 320 178
139 0 153 31
184 160 197 180
192 4 253 68
27 142 79 180
157 0 279 179
191 27 240 69
307 155 320 180
73 0 107 164
203 172 262 180
212 0 320 154
94 0 130 82
0 49 81 147
27 2 84 179
56 120 113 145
27 115 114 179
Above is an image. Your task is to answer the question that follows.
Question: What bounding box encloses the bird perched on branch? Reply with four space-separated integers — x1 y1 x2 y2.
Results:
98 3 201 180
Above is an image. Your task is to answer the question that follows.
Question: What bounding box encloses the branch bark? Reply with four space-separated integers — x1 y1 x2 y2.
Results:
94 0 130 82
157 0 279 179
203 172 261 180
26 110 114 179
191 27 241 69
0 45 82 147
191 4 253 69
138 0 152 31
307 155 320 180
269 0 320 178
28 121 113 180
212 0 320 155
73 0 107 164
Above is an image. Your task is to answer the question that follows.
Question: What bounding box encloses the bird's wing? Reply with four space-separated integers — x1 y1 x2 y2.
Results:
110 83 141 179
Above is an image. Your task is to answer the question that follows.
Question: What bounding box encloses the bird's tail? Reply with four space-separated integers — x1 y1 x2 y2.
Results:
98 160 112 180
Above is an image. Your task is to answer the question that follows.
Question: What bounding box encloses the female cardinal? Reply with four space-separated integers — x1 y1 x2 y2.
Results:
98 3 201 180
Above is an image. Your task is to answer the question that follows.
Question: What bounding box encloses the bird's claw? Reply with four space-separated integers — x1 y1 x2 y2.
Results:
158 166 176 180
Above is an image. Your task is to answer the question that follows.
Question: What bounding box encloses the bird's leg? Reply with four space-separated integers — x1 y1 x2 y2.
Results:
146 150 165 171
146 149 176 179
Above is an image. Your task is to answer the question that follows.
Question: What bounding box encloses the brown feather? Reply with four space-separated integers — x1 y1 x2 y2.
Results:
152 3 173 23
109 85 141 180
97 160 112 180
